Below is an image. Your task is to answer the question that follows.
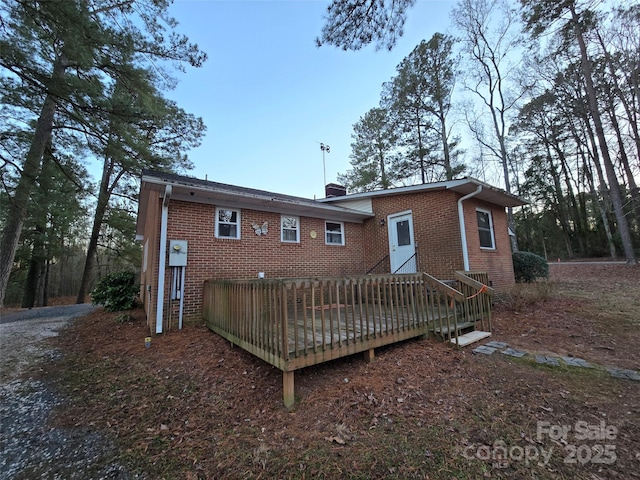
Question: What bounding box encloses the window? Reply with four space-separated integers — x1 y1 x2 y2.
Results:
215 207 240 239
395 219 411 246
281 215 299 243
325 221 345 245
476 209 495 249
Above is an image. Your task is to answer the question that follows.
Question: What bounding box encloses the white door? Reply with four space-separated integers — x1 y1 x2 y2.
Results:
388 212 416 273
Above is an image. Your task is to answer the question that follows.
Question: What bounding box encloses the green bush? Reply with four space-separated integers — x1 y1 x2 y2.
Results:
91 271 139 311
512 251 549 283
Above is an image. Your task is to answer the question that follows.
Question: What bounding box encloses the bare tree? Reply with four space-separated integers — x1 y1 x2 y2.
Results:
452 0 525 251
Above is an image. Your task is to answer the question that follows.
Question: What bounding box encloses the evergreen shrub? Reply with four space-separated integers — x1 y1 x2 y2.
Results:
512 251 549 283
91 271 138 311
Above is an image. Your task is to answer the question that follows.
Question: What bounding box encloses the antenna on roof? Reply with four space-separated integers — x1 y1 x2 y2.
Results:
319 142 330 188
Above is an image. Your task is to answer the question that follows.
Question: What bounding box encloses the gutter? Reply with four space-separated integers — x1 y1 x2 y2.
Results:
155 184 172 334
458 185 482 271
141 175 373 222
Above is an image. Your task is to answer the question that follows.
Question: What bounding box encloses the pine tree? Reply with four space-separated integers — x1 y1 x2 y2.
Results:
338 108 399 192
521 0 637 264
0 0 207 305
317 0 417 51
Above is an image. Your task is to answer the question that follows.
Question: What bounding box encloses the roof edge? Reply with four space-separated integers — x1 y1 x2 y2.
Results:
318 177 528 207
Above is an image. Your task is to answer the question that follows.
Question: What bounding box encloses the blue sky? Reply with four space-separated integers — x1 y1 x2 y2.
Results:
166 0 457 199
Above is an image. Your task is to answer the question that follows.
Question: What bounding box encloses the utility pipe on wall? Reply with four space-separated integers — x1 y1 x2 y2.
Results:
155 184 172 334
457 185 482 271
179 266 185 330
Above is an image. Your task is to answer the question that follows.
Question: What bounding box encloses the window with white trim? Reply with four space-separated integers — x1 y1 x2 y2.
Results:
476 209 495 249
325 221 345 245
215 207 240 239
281 215 299 243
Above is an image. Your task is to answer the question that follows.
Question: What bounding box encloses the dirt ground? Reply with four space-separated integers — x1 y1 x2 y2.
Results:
22 263 640 478
495 262 640 370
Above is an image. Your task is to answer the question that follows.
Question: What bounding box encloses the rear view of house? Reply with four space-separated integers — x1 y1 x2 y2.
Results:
136 170 524 330
136 170 526 406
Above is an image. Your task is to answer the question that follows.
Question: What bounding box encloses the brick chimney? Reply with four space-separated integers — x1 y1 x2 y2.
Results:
325 183 347 198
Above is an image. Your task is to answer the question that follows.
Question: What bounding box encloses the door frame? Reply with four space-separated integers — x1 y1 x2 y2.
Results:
387 210 416 273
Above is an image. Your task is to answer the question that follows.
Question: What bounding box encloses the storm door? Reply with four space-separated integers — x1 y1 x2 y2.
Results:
388 212 416 274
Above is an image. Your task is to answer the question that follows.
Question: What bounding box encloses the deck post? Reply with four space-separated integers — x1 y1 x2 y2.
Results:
283 371 295 408
364 348 375 363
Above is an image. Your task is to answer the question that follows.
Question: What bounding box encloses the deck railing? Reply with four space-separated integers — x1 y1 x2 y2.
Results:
422 273 465 345
204 272 493 366
454 271 493 334
203 272 492 406
204 274 426 370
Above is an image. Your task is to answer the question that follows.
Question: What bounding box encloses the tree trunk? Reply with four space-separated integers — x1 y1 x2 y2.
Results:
583 153 617 259
605 97 640 231
554 140 586 255
438 102 453 180
416 108 426 184
21 143 54 308
0 55 66 307
21 224 46 308
378 144 388 188
547 148 574 258
485 65 518 252
570 5 636 264
42 257 50 307
576 118 618 258
75 153 126 304
76 158 115 304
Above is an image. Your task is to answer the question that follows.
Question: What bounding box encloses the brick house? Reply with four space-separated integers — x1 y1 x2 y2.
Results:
136 170 526 334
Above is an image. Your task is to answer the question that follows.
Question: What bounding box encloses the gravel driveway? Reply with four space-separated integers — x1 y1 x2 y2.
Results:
0 304 138 479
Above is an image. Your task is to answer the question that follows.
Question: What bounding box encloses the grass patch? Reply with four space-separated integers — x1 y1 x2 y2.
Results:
496 281 554 312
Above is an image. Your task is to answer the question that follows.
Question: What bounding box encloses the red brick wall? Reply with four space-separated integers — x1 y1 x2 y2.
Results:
141 190 516 328
364 190 465 279
161 200 366 323
464 198 515 288
361 191 515 285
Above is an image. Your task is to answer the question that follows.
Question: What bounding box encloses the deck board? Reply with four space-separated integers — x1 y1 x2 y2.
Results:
286 304 444 353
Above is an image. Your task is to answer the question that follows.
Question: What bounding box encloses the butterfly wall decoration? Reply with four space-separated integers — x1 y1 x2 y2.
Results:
251 221 268 236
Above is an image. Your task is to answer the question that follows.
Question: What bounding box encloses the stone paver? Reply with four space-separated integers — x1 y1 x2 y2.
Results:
477 341 637 382
472 345 497 355
485 341 508 349
561 356 593 368
535 355 560 367
606 368 640 381
501 347 526 358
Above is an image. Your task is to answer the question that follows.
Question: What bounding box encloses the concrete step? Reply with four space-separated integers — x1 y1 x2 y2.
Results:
450 330 492 347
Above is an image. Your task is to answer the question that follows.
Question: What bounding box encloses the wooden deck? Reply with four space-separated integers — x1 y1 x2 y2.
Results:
203 272 492 407
287 302 446 352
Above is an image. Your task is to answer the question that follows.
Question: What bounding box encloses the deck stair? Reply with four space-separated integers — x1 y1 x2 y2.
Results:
425 271 494 348
433 320 475 338
434 318 492 347
449 330 491 347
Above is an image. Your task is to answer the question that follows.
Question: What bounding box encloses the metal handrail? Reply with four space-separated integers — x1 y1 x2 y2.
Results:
365 254 389 274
